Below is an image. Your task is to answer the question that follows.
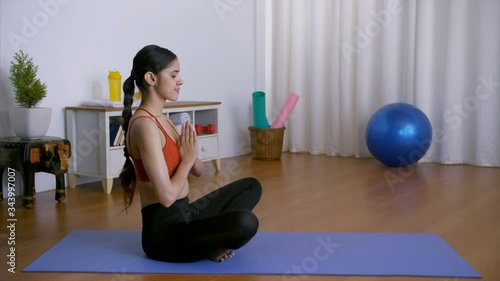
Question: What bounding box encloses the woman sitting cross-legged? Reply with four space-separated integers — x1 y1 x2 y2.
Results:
119 44 262 263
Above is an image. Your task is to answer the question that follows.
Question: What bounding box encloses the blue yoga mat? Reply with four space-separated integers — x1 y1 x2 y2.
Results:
23 230 481 277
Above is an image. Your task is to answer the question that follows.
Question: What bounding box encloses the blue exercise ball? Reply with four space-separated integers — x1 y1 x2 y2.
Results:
365 103 432 167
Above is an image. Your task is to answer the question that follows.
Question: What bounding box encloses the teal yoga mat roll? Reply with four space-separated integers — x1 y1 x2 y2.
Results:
252 91 269 128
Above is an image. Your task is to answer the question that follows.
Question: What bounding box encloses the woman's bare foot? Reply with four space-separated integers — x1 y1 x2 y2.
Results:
210 248 235 262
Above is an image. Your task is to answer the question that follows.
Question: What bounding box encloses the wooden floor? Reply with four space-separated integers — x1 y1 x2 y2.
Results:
1 152 499 281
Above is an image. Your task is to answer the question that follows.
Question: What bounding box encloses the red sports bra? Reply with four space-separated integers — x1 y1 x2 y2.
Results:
127 108 181 182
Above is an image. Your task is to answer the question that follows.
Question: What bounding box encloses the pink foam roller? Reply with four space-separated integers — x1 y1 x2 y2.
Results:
271 93 300 128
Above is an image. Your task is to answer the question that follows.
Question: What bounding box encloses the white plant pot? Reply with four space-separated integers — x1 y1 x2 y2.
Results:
9 107 52 139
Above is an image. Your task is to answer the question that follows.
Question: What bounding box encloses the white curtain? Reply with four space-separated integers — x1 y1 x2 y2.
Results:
266 0 500 166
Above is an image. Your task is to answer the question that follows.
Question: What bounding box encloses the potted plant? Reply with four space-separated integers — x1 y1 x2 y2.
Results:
9 50 51 139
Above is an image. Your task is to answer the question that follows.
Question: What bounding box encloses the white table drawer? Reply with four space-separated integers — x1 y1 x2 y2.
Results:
198 136 218 160
109 148 126 177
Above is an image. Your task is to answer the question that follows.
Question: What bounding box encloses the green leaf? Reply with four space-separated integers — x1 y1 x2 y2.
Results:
9 50 47 108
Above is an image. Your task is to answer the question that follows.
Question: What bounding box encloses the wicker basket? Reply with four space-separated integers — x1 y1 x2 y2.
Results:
248 126 286 160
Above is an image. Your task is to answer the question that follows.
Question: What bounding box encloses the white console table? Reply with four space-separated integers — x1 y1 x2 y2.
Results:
65 101 221 194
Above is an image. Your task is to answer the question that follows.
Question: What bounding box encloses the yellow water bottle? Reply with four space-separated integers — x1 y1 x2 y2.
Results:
108 71 122 102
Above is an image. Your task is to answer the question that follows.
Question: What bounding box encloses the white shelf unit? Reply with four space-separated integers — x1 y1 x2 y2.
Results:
65 101 221 194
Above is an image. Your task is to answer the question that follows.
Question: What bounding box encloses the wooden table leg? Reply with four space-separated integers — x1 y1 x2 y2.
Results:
23 162 36 209
55 173 66 202
212 158 221 172
68 174 79 188
102 178 113 194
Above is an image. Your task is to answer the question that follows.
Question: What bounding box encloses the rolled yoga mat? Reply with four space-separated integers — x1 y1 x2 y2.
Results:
271 92 299 128
169 112 191 125
23 230 481 278
252 91 270 128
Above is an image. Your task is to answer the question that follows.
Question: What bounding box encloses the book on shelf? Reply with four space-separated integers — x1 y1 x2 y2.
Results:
113 126 124 146
109 117 125 147
109 123 121 146
116 127 125 146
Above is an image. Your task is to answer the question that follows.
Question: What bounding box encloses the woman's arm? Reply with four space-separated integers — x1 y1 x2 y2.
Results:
190 159 204 177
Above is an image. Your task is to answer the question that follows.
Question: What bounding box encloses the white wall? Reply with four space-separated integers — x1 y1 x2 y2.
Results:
1 0 266 192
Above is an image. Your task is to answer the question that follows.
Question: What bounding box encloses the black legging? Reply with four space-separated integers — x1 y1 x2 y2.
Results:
141 177 262 262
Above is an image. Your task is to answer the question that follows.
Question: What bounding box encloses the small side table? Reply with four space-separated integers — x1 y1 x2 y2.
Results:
0 136 71 208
